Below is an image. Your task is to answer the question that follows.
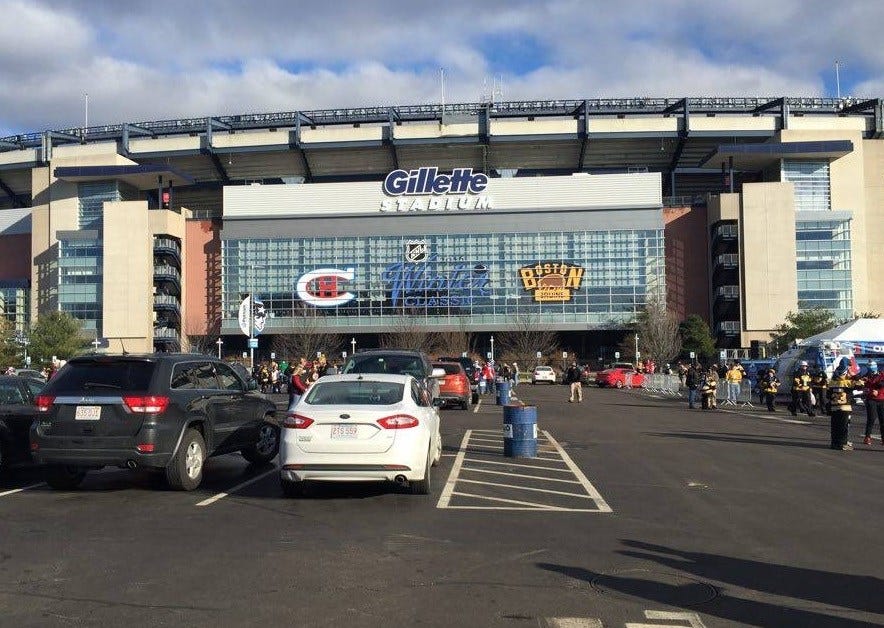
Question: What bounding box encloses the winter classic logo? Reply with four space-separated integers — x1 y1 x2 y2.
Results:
380 167 493 212
519 262 585 302
296 268 356 307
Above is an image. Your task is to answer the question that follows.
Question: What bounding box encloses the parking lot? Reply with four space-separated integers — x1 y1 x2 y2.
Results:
1 384 882 627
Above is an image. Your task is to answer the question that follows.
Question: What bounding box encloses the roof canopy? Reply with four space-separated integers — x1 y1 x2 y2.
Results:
800 318 884 353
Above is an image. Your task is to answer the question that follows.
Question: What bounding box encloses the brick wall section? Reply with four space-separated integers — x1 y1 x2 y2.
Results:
664 205 710 324
183 219 222 336
0 234 31 280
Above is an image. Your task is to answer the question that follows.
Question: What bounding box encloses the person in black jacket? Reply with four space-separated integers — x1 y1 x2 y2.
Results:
565 362 583 403
685 363 700 409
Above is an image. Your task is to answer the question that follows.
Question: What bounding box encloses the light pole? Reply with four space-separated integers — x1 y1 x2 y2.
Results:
351 337 356 356
634 333 639 364
216 337 223 359
490 334 495 363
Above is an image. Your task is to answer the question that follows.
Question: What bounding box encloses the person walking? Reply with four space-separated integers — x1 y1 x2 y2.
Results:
861 361 884 446
700 366 719 410
565 361 583 403
760 368 780 412
810 368 828 415
789 361 814 417
685 363 700 409
288 365 307 408
827 359 855 450
511 362 519 388
725 362 742 405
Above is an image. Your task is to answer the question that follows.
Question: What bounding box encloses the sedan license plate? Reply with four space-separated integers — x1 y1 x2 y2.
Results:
75 405 101 421
331 425 358 440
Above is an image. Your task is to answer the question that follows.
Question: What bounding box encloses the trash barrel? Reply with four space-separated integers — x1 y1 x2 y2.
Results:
496 380 511 405
503 404 537 458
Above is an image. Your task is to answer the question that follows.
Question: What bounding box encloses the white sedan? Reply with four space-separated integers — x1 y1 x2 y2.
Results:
532 365 557 384
280 374 442 496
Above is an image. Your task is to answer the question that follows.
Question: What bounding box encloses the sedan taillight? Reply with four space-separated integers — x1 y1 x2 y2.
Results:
283 414 314 429
35 395 55 412
123 396 170 414
377 414 419 429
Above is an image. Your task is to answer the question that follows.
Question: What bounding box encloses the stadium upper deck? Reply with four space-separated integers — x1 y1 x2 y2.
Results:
1 96 881 212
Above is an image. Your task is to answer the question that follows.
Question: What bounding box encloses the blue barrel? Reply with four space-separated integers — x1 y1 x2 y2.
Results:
496 380 512 405
503 404 537 457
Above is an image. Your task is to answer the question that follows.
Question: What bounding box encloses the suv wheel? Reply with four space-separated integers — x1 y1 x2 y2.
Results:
241 421 280 464
45 465 87 490
166 428 205 491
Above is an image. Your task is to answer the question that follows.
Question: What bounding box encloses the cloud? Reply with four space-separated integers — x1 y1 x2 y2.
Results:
1 0 881 136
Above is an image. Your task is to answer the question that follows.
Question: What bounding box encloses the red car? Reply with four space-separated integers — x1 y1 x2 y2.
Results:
595 367 645 389
432 362 472 410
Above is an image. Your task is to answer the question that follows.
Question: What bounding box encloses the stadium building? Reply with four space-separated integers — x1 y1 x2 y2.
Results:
0 97 881 359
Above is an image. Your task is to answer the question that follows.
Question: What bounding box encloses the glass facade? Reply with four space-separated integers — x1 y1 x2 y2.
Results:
0 283 29 335
795 219 852 319
782 160 831 212
78 182 121 229
58 239 103 331
222 229 665 332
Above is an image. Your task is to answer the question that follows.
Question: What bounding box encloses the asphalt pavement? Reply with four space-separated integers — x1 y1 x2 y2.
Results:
0 383 881 627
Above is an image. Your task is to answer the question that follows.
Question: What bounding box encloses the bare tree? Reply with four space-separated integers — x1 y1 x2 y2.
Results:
271 304 344 362
496 313 560 367
635 294 681 365
379 313 438 353
186 334 217 356
432 316 473 357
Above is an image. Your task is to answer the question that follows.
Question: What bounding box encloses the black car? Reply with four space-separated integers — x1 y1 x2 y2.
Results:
30 354 279 491
342 350 444 402
0 375 45 475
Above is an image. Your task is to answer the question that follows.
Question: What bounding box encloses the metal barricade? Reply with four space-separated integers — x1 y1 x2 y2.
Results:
663 374 681 396
738 379 755 407
624 372 634 389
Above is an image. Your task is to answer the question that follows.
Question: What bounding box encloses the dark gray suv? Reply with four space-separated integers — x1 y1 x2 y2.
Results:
31 354 279 491
341 350 444 402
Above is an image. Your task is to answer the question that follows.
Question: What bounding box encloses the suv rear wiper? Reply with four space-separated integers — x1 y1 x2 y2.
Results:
82 382 122 390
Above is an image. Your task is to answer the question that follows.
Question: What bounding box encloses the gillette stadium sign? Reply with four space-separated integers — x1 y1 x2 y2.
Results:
380 167 493 212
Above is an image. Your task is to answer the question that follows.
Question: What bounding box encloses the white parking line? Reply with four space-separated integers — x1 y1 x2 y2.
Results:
439 429 612 512
472 399 482 413
0 482 45 498
195 468 278 507
463 458 571 473
463 467 582 484
436 430 472 508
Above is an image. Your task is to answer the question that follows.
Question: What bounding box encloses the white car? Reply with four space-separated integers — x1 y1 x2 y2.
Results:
532 365 557 384
280 373 441 496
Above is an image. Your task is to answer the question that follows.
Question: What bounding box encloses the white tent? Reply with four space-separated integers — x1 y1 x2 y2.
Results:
800 318 884 354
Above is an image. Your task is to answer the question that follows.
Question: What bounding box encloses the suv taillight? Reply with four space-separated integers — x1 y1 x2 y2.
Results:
283 414 314 429
123 396 170 414
35 395 55 412
377 414 419 429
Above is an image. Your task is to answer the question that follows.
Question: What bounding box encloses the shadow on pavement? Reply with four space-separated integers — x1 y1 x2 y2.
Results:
538 540 883 627
645 431 830 450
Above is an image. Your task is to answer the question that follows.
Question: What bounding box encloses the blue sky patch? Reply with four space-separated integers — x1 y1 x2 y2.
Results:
476 32 548 75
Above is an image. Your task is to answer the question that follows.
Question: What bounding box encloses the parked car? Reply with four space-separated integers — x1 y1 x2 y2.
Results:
595 366 645 388
13 369 47 382
437 356 479 403
532 365 557 384
0 375 45 474
280 374 441 495
30 354 279 491
432 361 472 409
342 350 445 402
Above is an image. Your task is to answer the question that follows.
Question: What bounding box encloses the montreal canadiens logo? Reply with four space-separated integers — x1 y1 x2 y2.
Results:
296 268 356 307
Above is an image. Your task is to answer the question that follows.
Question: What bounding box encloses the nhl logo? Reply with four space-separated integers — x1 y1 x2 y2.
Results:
405 240 428 263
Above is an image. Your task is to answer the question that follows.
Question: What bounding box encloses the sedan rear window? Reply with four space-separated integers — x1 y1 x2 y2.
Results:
304 381 405 406
435 363 462 375
44 361 156 394
343 356 425 379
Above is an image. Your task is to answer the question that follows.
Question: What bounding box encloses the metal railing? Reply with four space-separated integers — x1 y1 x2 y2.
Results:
3 96 877 152
715 253 740 268
153 265 181 281
153 294 180 308
716 285 740 299
714 224 738 240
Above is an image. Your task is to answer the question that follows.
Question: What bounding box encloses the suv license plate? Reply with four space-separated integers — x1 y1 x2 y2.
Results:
75 406 101 421
331 425 358 439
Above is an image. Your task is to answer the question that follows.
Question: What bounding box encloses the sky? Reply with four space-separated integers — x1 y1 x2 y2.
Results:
1 0 882 137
